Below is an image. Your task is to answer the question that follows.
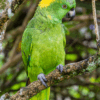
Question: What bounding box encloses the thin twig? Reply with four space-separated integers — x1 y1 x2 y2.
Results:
62 15 100 22
8 35 22 60
0 53 22 75
69 22 88 32
92 0 99 41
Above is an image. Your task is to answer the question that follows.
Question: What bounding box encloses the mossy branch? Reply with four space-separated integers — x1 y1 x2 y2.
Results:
1 54 100 100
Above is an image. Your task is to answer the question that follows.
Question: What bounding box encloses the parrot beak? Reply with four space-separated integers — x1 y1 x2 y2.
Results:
66 8 75 21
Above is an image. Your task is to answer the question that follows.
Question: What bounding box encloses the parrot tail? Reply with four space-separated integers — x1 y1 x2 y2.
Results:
30 87 50 100
26 78 50 100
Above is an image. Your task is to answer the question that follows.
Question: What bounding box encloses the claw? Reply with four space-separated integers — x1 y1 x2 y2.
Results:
56 64 63 73
38 73 47 87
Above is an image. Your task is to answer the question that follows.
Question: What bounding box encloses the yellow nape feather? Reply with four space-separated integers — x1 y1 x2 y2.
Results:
39 0 55 8
47 15 52 20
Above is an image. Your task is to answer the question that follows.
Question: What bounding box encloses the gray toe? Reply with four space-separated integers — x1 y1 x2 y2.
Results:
38 73 47 87
56 64 63 73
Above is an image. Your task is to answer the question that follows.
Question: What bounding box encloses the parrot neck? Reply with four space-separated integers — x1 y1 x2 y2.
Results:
34 7 62 24
46 14 62 24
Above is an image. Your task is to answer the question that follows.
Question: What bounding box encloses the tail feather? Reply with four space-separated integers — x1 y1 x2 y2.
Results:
30 87 50 100
26 78 31 86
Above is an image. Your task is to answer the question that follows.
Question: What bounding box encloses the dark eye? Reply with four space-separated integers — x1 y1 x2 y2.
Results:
62 4 67 9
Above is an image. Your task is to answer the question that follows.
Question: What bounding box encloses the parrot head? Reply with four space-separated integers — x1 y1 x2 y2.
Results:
38 0 76 22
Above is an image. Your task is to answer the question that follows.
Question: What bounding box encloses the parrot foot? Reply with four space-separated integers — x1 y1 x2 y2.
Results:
38 73 47 87
56 64 63 73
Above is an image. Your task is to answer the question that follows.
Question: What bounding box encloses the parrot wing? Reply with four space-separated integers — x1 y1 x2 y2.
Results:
21 28 40 74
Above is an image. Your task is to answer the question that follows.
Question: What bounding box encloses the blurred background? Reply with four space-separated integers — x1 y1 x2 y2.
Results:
0 0 100 100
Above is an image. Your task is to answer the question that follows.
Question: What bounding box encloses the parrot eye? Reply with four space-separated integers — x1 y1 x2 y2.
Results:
62 4 67 9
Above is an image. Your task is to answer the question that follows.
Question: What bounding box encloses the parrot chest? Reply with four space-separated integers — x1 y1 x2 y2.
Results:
31 27 65 74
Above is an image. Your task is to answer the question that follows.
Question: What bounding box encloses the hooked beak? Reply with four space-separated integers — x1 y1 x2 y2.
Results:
66 8 75 21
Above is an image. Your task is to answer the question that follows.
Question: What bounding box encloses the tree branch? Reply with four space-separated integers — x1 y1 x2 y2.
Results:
7 55 97 100
5 0 39 40
0 0 25 31
11 0 25 13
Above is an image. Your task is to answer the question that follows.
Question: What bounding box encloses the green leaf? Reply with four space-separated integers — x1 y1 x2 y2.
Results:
66 54 78 61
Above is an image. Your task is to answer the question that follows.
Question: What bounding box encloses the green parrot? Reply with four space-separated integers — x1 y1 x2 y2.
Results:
21 0 76 100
